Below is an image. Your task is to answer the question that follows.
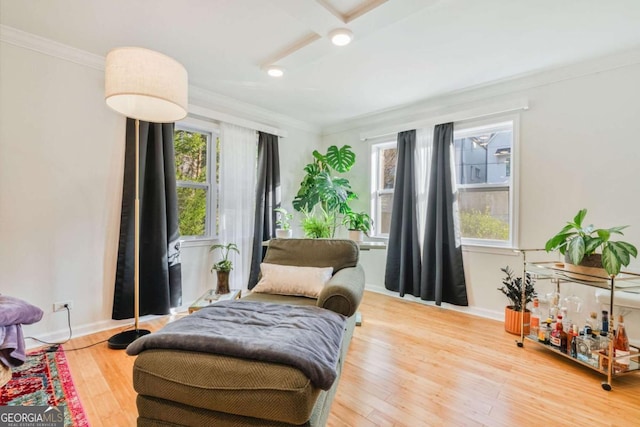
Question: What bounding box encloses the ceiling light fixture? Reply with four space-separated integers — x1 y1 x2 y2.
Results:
266 65 284 77
329 28 353 46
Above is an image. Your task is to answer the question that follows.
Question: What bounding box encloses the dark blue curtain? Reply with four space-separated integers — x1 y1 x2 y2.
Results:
113 119 182 319
420 123 468 306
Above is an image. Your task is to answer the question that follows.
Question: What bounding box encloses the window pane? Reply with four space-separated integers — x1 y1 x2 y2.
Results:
177 186 207 237
453 129 512 185
458 188 509 240
381 148 397 189
174 130 208 183
378 193 394 235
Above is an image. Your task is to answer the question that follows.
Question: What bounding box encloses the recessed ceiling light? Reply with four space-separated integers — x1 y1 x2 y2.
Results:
329 29 353 46
266 65 284 77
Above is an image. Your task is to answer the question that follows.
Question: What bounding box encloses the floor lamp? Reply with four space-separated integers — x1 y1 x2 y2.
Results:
104 47 188 349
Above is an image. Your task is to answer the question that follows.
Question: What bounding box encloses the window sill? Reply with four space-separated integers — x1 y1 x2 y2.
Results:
461 244 520 256
180 238 216 248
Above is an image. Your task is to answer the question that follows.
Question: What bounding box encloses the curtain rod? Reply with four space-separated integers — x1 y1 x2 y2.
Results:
188 105 288 138
359 98 529 141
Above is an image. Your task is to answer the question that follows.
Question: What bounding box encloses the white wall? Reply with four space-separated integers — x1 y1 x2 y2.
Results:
0 39 321 342
0 43 127 340
322 55 640 341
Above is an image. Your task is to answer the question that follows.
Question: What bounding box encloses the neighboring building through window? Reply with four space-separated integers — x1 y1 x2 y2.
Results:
174 118 219 239
371 141 397 237
453 120 515 246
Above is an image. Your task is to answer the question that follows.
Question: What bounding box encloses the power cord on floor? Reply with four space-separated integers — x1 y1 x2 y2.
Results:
25 304 72 347
25 306 149 354
64 324 136 352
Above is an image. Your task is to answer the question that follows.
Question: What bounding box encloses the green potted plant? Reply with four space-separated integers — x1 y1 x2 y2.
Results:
293 145 357 237
301 208 333 238
498 266 536 335
274 207 294 238
342 210 373 242
209 243 239 294
544 208 638 278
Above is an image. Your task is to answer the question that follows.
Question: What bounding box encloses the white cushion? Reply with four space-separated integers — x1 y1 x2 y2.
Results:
253 263 334 298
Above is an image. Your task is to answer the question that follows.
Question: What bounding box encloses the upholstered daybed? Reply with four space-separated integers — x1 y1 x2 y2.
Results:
129 238 365 426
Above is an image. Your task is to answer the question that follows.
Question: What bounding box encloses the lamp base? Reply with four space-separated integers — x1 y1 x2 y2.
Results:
107 329 151 349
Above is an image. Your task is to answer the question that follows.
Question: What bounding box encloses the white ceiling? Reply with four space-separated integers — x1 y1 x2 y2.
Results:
2 0 640 128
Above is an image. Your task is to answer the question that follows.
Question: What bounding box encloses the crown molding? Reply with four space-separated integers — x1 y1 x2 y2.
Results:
189 86 321 134
0 24 105 70
0 24 320 135
322 45 640 136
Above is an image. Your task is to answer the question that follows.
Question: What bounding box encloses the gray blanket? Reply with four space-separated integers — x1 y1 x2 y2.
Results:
126 300 347 390
0 295 44 367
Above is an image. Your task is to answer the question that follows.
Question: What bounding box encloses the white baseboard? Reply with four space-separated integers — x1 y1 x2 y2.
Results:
365 283 504 322
24 304 190 350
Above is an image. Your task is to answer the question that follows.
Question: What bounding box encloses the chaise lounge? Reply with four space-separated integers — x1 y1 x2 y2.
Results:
128 238 365 426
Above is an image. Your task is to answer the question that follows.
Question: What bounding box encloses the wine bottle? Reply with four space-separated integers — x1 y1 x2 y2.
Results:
613 315 630 371
531 298 541 337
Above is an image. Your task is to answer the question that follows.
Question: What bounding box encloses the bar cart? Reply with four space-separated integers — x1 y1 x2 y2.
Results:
514 249 640 391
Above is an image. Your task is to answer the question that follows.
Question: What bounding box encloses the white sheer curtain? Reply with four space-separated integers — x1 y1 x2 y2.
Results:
219 123 257 291
415 126 433 255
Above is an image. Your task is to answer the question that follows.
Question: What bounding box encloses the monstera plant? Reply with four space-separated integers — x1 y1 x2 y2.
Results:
293 145 357 237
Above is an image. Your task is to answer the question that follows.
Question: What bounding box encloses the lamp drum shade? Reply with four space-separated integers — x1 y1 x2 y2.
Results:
105 47 188 122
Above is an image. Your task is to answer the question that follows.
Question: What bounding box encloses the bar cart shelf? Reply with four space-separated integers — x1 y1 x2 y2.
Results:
516 251 640 391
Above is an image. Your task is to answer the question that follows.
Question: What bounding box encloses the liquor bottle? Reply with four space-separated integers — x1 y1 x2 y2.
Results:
550 317 566 352
566 323 576 354
530 298 541 337
587 311 600 336
601 310 609 336
548 292 560 319
559 322 568 354
560 307 570 333
544 318 553 344
613 315 630 371
538 320 548 343
570 325 579 358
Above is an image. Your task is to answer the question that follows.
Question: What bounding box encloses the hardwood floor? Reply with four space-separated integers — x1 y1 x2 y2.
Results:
61 291 640 426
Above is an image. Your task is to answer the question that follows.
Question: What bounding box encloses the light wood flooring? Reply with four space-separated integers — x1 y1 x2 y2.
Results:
60 291 640 426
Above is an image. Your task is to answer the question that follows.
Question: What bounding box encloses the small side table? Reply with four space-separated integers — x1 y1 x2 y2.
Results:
189 289 241 314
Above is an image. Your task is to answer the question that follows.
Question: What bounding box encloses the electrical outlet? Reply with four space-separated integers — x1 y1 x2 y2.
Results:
53 301 73 312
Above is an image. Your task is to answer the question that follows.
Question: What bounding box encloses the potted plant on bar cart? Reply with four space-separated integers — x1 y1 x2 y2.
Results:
544 208 638 279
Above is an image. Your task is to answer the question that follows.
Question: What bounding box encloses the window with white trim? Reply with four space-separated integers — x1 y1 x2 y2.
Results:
453 120 516 247
174 118 219 239
371 141 397 237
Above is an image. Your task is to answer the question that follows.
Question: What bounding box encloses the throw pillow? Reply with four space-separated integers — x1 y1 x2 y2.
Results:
253 263 334 298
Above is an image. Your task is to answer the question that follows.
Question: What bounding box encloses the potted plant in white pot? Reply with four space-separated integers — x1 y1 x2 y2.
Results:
498 266 536 335
209 243 239 294
544 208 638 279
274 207 294 238
342 210 373 242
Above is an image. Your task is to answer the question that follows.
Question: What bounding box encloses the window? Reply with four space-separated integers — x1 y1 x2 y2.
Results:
174 118 219 239
369 119 516 246
371 141 397 237
453 120 515 247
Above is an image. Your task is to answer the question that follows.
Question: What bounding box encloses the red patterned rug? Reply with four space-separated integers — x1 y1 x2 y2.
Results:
0 347 89 426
